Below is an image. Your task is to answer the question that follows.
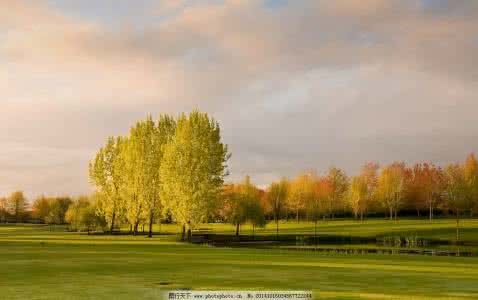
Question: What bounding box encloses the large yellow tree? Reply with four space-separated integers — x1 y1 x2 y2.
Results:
160 111 230 241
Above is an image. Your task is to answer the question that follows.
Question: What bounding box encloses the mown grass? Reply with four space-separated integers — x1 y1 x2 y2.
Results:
153 218 478 241
1 220 478 299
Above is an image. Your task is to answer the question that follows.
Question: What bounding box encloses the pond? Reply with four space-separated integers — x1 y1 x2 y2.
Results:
190 234 478 257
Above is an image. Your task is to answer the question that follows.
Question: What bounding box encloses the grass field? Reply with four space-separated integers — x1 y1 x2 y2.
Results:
1 220 478 299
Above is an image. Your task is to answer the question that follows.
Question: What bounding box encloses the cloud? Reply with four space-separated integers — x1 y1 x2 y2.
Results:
0 0 477 197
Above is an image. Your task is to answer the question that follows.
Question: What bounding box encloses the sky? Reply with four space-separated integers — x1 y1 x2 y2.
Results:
1 0 478 198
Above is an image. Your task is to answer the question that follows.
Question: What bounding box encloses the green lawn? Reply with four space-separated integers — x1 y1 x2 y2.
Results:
158 218 478 241
1 220 478 299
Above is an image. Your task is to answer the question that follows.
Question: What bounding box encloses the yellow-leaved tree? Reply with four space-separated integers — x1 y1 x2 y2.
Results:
160 111 230 241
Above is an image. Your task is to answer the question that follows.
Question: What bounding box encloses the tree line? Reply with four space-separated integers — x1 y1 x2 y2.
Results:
1 112 477 241
0 193 104 232
88 111 229 240
220 154 478 241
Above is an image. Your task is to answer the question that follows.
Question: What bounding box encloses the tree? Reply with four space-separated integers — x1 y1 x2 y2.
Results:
288 172 314 222
223 183 247 236
378 163 406 220
409 163 444 221
120 116 173 236
223 176 264 236
80 205 107 234
267 178 288 239
32 196 50 223
89 136 125 233
307 176 328 244
7 191 27 223
349 176 368 221
160 111 230 241
247 198 266 238
444 163 471 241
121 121 150 236
65 196 91 231
326 167 349 219
54 197 72 224
360 162 379 214
143 114 176 238
464 153 478 216
0 197 7 223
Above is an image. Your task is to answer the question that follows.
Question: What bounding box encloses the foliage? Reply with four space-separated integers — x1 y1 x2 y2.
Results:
288 172 315 222
326 167 349 217
160 111 230 240
223 176 265 235
7 191 28 223
377 162 406 220
65 196 92 231
89 136 125 232
32 196 72 225
0 197 7 223
267 178 289 237
349 176 368 220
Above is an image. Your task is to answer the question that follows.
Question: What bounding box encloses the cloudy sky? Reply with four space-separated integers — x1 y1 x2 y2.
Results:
1 0 477 198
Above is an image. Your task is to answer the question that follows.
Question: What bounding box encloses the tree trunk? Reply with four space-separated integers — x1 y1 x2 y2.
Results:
429 203 433 221
276 218 279 240
389 207 393 221
148 212 154 238
456 209 460 242
296 209 299 223
394 209 397 221
252 224 255 240
314 220 318 247
187 228 192 242
181 224 186 241
133 222 139 236
110 212 116 234
235 223 240 236
360 211 363 223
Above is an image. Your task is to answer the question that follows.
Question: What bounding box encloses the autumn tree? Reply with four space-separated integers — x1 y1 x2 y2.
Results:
378 163 406 220
360 162 379 213
464 153 478 216
7 191 27 223
326 167 349 218
267 178 288 239
307 176 329 242
223 176 264 236
444 163 472 241
32 196 50 223
160 111 230 241
409 163 444 220
0 197 7 223
349 176 368 221
288 172 314 222
223 183 247 236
